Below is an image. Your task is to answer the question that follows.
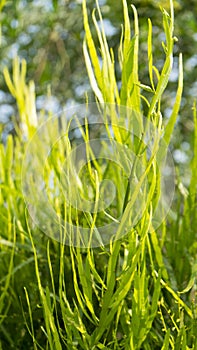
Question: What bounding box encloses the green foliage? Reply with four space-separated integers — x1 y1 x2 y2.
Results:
0 0 197 349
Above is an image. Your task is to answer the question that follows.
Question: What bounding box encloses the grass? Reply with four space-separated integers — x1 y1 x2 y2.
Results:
0 0 197 349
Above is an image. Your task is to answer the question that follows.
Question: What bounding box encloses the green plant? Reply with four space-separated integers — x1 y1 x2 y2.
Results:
0 0 196 349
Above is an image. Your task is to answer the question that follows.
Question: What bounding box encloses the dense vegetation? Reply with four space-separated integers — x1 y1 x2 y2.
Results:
0 0 197 349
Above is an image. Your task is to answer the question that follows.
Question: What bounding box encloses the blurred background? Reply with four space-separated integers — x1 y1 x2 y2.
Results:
0 0 196 181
